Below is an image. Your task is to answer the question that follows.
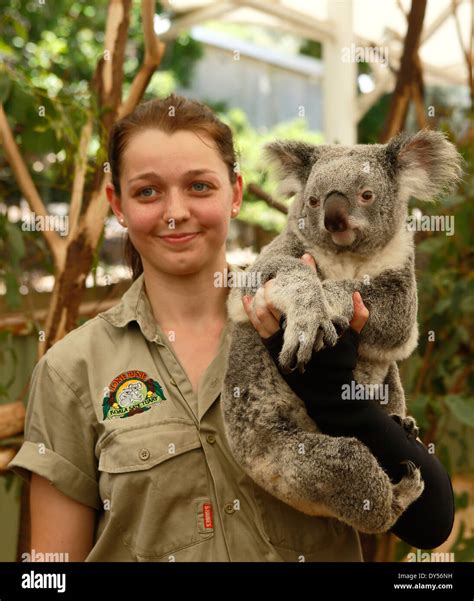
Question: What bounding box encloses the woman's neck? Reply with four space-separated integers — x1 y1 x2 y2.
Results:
143 254 230 330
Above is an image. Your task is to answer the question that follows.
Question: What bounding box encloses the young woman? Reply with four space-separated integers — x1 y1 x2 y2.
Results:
9 94 453 562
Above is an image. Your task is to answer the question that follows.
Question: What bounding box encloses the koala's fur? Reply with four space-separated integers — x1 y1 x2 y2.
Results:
221 130 462 534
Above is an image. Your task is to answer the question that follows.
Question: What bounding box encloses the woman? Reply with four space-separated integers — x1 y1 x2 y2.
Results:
8 94 452 562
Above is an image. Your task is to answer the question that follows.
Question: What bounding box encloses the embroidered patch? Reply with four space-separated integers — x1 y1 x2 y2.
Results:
102 370 167 420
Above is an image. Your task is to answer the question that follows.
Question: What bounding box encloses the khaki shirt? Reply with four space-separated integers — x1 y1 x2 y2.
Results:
9 263 362 562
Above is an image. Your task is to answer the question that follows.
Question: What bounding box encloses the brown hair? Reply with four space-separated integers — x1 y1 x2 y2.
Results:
107 94 239 280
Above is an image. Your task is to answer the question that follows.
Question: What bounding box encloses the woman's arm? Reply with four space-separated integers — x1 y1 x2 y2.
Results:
30 473 96 561
261 327 455 549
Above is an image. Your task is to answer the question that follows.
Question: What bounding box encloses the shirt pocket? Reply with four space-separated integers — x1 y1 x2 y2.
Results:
98 418 214 560
251 481 344 559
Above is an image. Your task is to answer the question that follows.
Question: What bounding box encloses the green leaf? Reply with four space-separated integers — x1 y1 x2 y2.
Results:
0 41 14 57
454 490 470 510
5 221 26 264
444 396 474 428
0 71 12 103
4 272 21 309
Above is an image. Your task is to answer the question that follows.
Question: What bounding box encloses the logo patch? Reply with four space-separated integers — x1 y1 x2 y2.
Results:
102 370 167 420
203 503 213 529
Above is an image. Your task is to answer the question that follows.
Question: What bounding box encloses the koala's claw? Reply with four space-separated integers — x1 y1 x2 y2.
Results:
401 459 417 475
391 464 424 517
332 316 351 337
402 416 420 438
390 414 420 438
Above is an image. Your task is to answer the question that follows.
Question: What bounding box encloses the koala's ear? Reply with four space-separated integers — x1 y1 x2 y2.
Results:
385 129 463 201
261 140 320 197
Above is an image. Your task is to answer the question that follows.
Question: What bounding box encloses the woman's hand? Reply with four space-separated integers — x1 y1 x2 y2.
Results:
241 253 369 337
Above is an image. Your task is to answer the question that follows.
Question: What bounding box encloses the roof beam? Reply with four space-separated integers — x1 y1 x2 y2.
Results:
161 1 237 41
238 0 335 43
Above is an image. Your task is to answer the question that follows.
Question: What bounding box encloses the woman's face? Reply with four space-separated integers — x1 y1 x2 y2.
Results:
107 128 242 276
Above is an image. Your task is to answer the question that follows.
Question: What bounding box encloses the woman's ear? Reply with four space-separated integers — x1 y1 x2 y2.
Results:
231 173 244 217
106 183 126 226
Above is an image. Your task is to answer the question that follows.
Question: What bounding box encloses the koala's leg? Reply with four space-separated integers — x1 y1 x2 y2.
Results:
383 361 406 417
353 358 391 409
353 360 418 438
222 323 424 534
384 363 420 437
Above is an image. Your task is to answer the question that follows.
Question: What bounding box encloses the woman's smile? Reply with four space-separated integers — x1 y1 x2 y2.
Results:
158 232 202 245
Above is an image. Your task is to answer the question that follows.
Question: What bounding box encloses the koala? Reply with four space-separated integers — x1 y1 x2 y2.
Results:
221 130 462 534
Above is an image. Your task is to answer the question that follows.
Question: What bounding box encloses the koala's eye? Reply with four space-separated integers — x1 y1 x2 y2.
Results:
308 196 320 207
360 190 374 203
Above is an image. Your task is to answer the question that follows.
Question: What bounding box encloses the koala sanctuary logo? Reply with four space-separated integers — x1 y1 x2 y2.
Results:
102 370 167 419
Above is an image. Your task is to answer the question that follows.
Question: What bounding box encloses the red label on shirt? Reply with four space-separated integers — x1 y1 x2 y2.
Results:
203 503 213 529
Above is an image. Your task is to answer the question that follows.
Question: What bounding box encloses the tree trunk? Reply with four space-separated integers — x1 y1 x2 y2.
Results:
381 0 428 141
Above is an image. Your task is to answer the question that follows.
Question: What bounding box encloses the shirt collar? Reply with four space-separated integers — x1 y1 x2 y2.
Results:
99 262 245 344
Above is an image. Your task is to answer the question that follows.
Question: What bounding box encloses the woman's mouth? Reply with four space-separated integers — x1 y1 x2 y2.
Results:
158 232 201 245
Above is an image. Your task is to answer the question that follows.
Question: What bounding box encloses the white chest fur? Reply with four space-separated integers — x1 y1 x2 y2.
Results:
313 227 413 281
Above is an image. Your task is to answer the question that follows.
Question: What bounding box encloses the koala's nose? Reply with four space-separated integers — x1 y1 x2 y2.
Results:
324 192 349 233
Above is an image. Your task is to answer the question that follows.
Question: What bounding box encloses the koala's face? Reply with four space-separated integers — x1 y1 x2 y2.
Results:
263 132 462 255
300 146 401 254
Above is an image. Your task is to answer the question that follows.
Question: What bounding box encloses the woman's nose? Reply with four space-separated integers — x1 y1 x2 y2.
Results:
162 190 191 223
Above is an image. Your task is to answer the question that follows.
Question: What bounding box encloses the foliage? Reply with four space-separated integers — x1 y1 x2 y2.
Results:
0 0 204 207
397 135 474 560
218 108 323 232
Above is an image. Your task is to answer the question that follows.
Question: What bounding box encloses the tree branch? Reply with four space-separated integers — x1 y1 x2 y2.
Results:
119 0 165 118
0 401 25 440
381 0 428 141
0 104 66 267
69 114 93 239
451 0 474 107
247 183 289 214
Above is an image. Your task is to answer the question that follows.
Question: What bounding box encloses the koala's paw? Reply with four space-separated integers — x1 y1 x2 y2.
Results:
312 309 350 353
279 311 339 374
390 414 420 438
391 461 424 517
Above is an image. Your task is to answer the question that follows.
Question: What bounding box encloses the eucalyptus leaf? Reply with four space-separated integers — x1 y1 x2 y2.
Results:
445 396 474 428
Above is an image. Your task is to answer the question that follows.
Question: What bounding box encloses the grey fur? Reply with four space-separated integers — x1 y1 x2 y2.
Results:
222 130 462 533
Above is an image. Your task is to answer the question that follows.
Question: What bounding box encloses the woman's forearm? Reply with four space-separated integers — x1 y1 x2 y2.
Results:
261 328 455 549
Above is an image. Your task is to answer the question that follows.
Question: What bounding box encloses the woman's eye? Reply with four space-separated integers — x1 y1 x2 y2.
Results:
191 182 211 192
138 187 158 199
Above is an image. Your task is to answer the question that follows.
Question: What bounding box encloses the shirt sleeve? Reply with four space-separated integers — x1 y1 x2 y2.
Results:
7 355 101 510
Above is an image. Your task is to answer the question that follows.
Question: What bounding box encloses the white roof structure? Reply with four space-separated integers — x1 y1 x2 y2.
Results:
158 0 471 144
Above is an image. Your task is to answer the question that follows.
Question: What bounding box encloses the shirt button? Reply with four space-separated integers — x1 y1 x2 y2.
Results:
169 377 177 386
224 503 235 514
206 434 216 445
139 448 150 461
